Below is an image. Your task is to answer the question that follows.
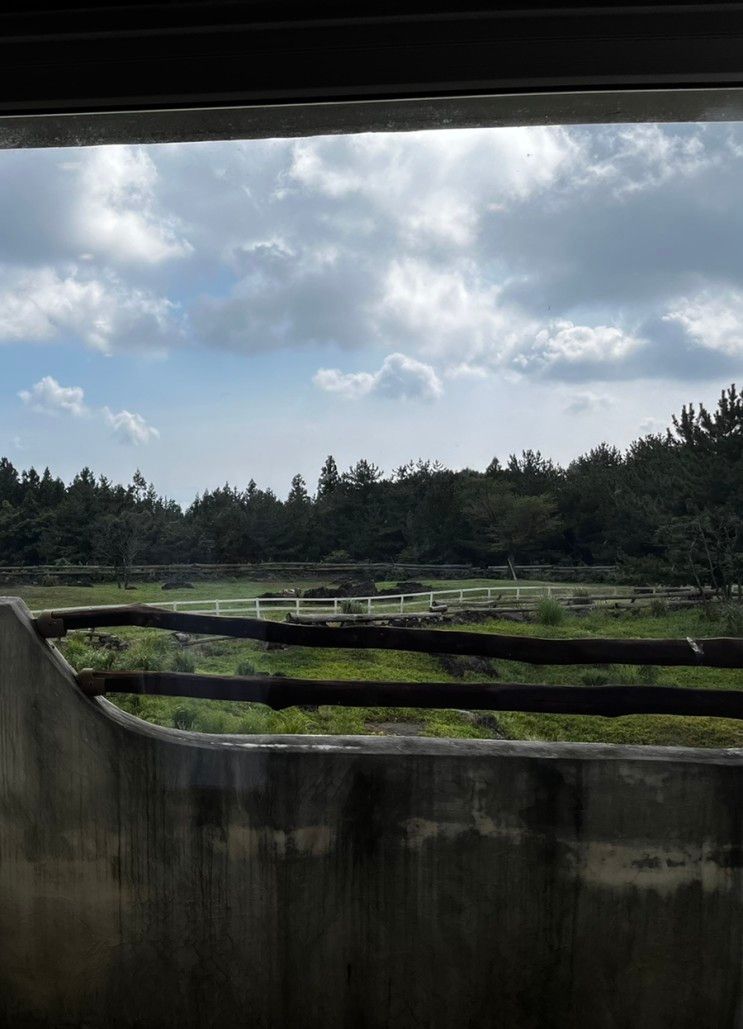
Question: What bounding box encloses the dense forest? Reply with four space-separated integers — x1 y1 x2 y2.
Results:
2 385 743 592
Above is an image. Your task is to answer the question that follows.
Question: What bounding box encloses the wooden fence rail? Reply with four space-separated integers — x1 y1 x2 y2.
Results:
35 603 743 667
78 670 743 720
34 603 743 720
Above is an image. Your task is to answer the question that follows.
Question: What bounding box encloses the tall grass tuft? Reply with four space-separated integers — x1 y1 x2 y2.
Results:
171 650 196 673
536 596 565 626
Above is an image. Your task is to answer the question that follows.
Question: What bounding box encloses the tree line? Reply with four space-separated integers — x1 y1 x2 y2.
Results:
2 384 743 592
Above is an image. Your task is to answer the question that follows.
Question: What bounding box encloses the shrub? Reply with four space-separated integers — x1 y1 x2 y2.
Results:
235 659 256 676
172 703 197 730
649 599 669 617
580 671 609 686
536 597 565 626
340 599 365 615
62 635 117 671
125 635 170 672
194 709 232 734
171 650 196 673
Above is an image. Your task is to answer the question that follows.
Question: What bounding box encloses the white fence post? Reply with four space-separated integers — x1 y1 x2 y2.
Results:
334 598 339 614
255 598 261 619
215 600 221 616
400 595 405 613
367 597 372 614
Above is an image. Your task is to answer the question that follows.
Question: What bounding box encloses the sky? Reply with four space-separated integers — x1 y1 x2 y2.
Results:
2 121 743 505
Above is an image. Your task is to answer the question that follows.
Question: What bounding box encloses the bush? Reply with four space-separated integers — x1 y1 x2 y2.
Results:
172 703 197 730
235 659 256 676
580 671 609 686
649 599 669 617
171 650 196 673
536 597 565 626
340 599 365 614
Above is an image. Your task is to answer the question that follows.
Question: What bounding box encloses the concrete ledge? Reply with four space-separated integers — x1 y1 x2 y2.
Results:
1 597 742 1028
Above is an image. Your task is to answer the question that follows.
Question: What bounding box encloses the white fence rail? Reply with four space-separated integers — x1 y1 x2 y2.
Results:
30 584 703 619
154 584 628 618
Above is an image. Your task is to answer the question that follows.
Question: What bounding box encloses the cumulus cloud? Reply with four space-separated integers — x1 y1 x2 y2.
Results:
19 377 159 446
5 123 743 384
73 147 192 265
563 391 614 415
103 408 160 446
663 290 743 356
518 322 643 375
19 376 88 417
314 352 443 402
0 265 182 354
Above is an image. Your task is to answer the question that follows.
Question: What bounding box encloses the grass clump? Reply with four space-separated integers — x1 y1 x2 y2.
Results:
718 602 743 636
171 650 196 673
536 597 565 626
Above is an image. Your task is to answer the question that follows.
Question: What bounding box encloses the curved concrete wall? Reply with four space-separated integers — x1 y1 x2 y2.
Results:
1 596 742 1028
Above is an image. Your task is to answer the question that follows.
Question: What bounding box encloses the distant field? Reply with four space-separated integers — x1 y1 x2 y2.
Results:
7 575 568 613
51 600 743 751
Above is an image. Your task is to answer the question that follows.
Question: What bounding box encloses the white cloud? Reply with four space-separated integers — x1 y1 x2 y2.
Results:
574 124 713 197
103 407 160 446
314 352 443 402
0 265 182 354
75 147 192 264
18 376 88 417
639 416 665 434
663 290 743 356
563 391 614 415
288 127 577 208
18 376 159 446
376 258 528 365
515 321 643 374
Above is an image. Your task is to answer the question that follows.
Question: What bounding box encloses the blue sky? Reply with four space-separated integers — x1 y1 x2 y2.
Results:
2 122 743 505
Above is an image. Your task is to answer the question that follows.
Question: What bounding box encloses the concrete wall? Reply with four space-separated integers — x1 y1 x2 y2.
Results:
1 596 742 1028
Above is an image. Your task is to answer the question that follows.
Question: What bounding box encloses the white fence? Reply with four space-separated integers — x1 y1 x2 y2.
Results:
153 584 630 619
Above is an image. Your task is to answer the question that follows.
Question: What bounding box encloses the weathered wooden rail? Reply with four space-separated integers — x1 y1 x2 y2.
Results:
34 604 743 666
35 603 743 720
76 670 743 719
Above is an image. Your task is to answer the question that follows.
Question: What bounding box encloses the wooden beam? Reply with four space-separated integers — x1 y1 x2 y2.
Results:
36 603 743 668
78 669 743 720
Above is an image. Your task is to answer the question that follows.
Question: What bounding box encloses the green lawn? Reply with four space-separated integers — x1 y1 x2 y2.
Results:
10 577 544 613
10 574 619 614
51 599 743 750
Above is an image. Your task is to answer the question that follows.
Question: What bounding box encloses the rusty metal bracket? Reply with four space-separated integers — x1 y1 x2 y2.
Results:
35 611 66 639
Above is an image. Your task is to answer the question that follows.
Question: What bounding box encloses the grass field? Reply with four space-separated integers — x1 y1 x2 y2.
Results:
9 575 551 613
25 572 742 749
